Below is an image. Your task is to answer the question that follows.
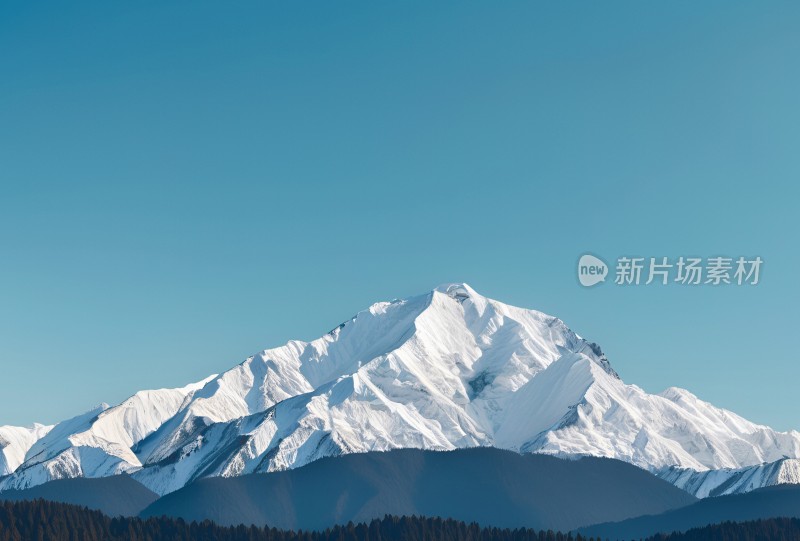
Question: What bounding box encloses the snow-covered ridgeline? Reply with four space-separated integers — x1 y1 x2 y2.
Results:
1 283 798 497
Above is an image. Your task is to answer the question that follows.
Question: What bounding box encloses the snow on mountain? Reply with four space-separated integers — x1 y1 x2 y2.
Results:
0 379 212 490
1 283 798 496
506 372 800 473
659 458 800 498
0 424 52 476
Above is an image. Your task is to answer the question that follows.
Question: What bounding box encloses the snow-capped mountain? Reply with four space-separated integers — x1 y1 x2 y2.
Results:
659 457 800 498
1 283 798 496
0 424 52 476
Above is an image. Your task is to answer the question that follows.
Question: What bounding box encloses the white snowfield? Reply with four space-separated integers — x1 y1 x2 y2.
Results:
0 424 53 476
1 283 798 497
659 458 800 498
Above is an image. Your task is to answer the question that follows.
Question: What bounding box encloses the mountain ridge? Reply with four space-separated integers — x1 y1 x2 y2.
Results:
140 447 696 532
2 283 798 497
578 484 800 539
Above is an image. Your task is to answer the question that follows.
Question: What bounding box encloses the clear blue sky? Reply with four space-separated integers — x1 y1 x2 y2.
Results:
1 1 798 430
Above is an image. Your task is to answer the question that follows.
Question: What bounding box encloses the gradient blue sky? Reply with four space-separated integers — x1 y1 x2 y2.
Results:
1 1 798 430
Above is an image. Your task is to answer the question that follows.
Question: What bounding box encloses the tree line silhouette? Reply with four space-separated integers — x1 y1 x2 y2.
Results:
1 499 798 541
648 517 800 541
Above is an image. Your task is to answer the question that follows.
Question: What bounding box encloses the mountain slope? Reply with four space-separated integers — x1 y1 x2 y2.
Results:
658 457 800 498
0 424 52 476
141 447 696 532
1 283 799 497
0 475 158 517
578 484 800 539
1 379 212 491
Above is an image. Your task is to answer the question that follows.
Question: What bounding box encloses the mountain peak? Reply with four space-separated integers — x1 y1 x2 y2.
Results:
434 282 475 298
1 284 798 498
